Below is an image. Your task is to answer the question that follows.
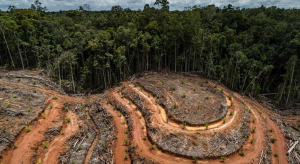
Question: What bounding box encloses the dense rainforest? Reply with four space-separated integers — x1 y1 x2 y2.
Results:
0 0 299 106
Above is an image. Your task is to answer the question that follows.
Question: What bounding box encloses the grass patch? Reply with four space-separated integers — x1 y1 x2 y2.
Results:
150 145 155 150
143 136 146 140
271 136 277 143
27 108 31 112
33 89 37 93
53 95 58 100
182 93 186 98
205 95 210 99
32 80 36 85
193 156 198 163
77 144 82 150
250 138 255 144
123 139 128 146
239 149 245 156
220 156 225 162
66 117 71 123
251 127 256 133
42 113 46 119
13 95 17 98
42 142 47 148
205 123 209 130
25 126 31 132
6 103 11 108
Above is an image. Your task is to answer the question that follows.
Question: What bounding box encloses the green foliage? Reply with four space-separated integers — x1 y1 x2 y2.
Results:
220 156 225 162
123 139 128 146
143 136 146 140
182 93 186 98
42 142 48 148
66 117 71 123
193 156 198 163
205 123 209 130
77 144 82 150
124 152 128 160
11 144 17 150
271 136 277 143
150 145 155 150
6 103 11 108
274 152 278 157
239 149 245 156
251 127 256 133
53 95 58 100
250 138 255 144
85 133 89 138
42 113 46 119
13 95 17 98
25 126 31 132
230 111 233 116
32 81 36 85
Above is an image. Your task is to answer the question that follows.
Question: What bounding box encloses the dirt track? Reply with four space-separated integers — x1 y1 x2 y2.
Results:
0 71 292 164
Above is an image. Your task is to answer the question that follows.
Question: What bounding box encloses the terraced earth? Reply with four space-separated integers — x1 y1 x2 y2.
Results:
0 70 299 164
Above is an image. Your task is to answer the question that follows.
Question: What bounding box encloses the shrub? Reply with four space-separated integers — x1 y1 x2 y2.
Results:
193 87 196 91
32 81 36 85
205 123 209 130
231 101 234 106
11 144 17 150
2 128 6 133
83 113 86 117
250 138 255 144
155 100 158 104
42 142 48 148
173 104 178 108
230 111 233 116
182 93 186 98
193 156 198 163
171 86 176 91
72 161 76 164
228 96 232 100
42 113 46 119
182 121 186 128
33 89 37 93
160 80 164 84
239 149 245 156
61 131 65 135
150 145 155 150
181 80 185 84
251 127 256 133
6 103 11 108
85 133 89 138
124 153 128 160
66 117 71 123
77 144 82 150
50 105 53 109
205 79 208 83
222 118 226 124
96 115 100 119
106 100 109 104
271 136 277 143
103 128 107 131
53 95 58 100
118 112 122 117
123 139 128 146
258 110 261 114
248 108 252 113
220 156 225 162
121 94 125 98
5 117 9 121
274 152 278 157
205 95 210 99
13 95 17 98
125 129 129 134
15 87 18 89
17 78 20 82
269 128 273 132
200 82 204 86
25 126 31 132
65 107 69 112
143 136 146 140
252 118 256 123
28 96 32 100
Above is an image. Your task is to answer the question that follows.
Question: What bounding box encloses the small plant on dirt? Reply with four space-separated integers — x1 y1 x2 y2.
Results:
197 105 201 110
122 120 125 124
118 112 122 117
25 126 31 132
13 95 17 98
258 110 261 114
61 131 65 135
42 113 46 119
239 149 245 156
15 87 18 89
231 101 234 106
182 121 186 129
72 161 76 164
124 153 128 160
85 133 89 138
17 78 20 82
32 80 36 85
125 129 129 134
274 152 278 157
6 103 11 108
0 75 2 78
193 156 198 163
113 106 116 110
27 108 31 112
101 141 104 146
1 128 6 133
264 117 267 120
221 88 224 93
242 101 245 104
271 136 277 143
77 144 82 150
140 87 143 91
230 111 233 116
222 118 226 124
228 96 232 100
252 118 256 123
155 100 158 104
248 108 252 113
251 127 256 133
106 100 110 104
143 136 146 140
181 80 185 84
66 117 71 123
193 87 196 91
42 142 48 149
28 95 32 100
150 145 155 150
269 128 273 132
65 107 69 112
121 94 125 98
220 156 225 162
103 128 107 131
11 144 17 150
205 95 210 99
173 104 178 108
33 89 37 93
158 109 161 114
53 95 58 100
5 117 9 121
200 82 204 87
141 126 145 129
96 115 100 119
250 138 255 144
160 80 164 84
50 105 53 109
205 123 209 130
138 115 142 119
166 117 169 123
171 86 176 91
182 93 186 98
123 139 128 146
205 79 208 83
83 113 86 118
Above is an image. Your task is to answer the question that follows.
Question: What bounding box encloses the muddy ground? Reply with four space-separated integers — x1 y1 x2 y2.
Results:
0 70 298 164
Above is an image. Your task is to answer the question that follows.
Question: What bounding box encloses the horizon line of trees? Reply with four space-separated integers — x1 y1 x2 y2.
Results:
0 0 299 106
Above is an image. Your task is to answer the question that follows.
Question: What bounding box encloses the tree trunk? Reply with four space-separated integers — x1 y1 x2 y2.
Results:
0 27 15 68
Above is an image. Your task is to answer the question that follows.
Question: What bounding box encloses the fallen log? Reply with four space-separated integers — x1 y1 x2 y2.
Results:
287 141 299 155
